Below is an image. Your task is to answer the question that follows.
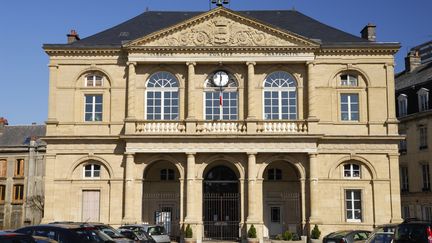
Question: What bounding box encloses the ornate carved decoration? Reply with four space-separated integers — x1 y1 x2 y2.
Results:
140 16 296 47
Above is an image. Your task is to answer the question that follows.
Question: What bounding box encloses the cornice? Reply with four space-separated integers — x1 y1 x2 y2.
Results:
126 45 318 53
318 45 400 56
44 48 122 57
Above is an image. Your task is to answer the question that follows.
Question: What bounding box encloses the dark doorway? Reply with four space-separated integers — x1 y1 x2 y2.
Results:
203 165 240 240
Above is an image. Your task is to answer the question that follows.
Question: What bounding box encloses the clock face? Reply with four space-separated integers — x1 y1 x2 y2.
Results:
212 71 229 87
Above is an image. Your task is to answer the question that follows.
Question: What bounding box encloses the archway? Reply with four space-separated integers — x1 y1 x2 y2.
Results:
203 165 240 240
142 160 181 238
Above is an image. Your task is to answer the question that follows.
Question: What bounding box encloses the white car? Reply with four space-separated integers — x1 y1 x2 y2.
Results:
119 225 170 243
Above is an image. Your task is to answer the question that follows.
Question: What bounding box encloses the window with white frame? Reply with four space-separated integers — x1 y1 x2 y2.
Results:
267 168 282 180
398 94 408 117
160 169 174 181
263 71 297 120
418 88 429 112
422 163 430 191
146 72 179 120
345 189 362 222
344 164 361 179
400 166 409 192
84 164 101 178
340 74 358 86
341 94 359 121
204 71 238 120
85 75 103 87
419 126 428 149
84 95 103 122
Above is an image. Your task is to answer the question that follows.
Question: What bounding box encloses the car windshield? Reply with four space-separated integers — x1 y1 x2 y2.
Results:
367 232 393 243
327 231 351 238
147 226 165 236
74 228 113 242
372 226 396 234
98 226 124 238
394 224 428 241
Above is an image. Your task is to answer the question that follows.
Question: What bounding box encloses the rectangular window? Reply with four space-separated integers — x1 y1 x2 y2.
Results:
422 206 432 221
84 95 103 122
14 159 24 177
418 91 429 112
400 166 409 192
345 189 362 222
402 205 410 219
398 97 408 117
12 184 24 203
340 74 358 86
205 92 237 120
420 126 428 150
341 94 359 121
270 207 281 223
0 160 6 177
422 164 430 191
0 185 5 204
344 164 361 179
399 139 407 153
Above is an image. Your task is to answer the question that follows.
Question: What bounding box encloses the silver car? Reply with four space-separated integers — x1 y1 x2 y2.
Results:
119 225 170 243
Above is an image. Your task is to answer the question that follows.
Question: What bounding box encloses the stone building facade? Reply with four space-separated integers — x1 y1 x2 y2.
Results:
0 118 46 229
42 7 401 241
396 40 432 221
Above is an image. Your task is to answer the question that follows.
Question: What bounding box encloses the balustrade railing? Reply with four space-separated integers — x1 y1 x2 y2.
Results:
196 121 247 134
257 121 308 133
135 121 186 134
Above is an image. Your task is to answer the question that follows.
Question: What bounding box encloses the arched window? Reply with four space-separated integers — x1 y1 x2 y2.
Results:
204 71 238 120
263 71 297 120
343 163 360 179
84 163 101 178
146 72 179 120
85 75 103 87
267 168 282 180
340 74 358 87
84 74 105 122
160 169 175 181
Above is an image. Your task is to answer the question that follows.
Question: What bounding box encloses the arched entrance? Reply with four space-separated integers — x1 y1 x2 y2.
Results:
203 165 240 240
142 161 180 238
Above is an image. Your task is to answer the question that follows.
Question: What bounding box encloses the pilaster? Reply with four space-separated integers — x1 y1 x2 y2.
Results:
127 62 137 119
308 153 321 224
123 153 136 223
388 154 403 223
47 64 59 123
247 62 256 119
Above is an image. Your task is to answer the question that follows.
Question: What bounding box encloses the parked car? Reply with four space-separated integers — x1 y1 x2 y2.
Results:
0 231 36 243
362 224 398 243
323 230 371 243
118 229 155 243
15 224 116 243
119 225 170 243
393 219 432 243
88 223 134 243
33 236 60 243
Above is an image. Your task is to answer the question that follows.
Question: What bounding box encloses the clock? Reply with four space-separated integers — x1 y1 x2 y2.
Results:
212 71 229 87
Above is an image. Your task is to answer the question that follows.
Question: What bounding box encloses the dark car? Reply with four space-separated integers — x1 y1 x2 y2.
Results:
323 230 371 243
0 231 36 243
88 223 134 243
15 224 116 243
118 229 155 243
363 224 398 243
393 219 432 243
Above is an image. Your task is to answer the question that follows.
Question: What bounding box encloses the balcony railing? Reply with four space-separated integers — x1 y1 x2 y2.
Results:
129 120 308 135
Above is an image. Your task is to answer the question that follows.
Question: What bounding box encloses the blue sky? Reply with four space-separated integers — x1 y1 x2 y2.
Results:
0 0 431 125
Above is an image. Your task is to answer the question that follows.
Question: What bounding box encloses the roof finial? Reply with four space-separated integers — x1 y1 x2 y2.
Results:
211 0 229 7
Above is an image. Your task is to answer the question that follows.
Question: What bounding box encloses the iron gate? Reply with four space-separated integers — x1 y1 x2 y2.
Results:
203 193 240 240
142 193 180 238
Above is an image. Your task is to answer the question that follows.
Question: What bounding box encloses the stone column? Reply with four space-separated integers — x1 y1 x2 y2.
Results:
186 62 196 120
300 177 306 234
185 153 196 222
247 153 257 221
123 153 135 223
309 153 319 223
388 154 403 223
179 178 185 226
247 62 256 119
47 64 58 122
127 62 137 119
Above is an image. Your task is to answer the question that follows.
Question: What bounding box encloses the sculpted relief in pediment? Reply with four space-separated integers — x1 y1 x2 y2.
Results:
140 16 298 47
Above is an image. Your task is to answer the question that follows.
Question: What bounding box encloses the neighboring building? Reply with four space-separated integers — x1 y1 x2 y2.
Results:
42 6 401 241
396 40 432 221
0 118 46 229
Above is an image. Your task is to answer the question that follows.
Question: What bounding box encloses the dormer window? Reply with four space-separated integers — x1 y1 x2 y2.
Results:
340 74 358 87
398 94 408 117
344 164 360 178
418 88 429 112
85 75 103 87
84 164 101 178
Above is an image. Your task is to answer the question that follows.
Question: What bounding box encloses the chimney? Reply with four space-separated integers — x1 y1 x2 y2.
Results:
360 23 376 42
0 117 8 134
67 30 80 44
405 50 421 72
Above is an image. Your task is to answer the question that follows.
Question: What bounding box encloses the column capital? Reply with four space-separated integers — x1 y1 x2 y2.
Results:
306 61 316 67
186 152 196 156
186 62 196 67
247 152 258 156
384 63 395 68
246 61 256 66
127 61 137 67
308 152 318 158
125 152 135 157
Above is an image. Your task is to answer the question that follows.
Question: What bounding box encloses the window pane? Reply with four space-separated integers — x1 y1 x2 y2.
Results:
95 95 102 103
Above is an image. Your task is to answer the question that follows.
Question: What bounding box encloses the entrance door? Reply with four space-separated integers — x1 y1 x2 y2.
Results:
268 206 283 237
155 206 173 235
203 165 239 240
82 190 100 222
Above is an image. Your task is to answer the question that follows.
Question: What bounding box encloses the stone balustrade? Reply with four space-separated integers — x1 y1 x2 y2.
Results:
196 121 247 134
257 121 308 133
135 121 186 133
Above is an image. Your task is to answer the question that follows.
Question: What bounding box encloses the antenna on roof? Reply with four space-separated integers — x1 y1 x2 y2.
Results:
145 6 149 12
211 0 230 7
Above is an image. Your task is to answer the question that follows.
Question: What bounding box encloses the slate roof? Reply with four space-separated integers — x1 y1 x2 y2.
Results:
395 62 432 91
0 125 46 147
44 9 379 48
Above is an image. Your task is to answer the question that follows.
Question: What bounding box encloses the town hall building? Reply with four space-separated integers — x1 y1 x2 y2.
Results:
42 6 402 241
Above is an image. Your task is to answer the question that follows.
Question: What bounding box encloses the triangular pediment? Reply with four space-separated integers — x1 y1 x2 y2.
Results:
125 7 319 48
